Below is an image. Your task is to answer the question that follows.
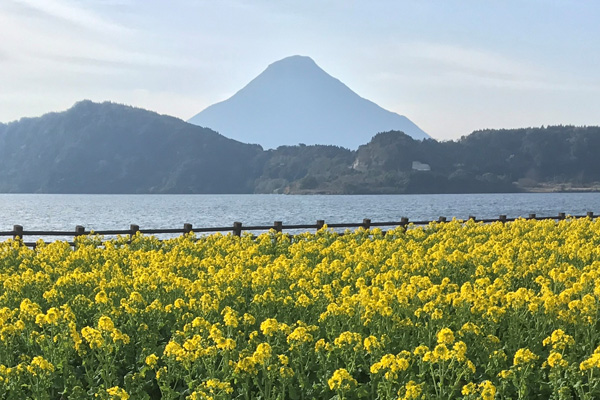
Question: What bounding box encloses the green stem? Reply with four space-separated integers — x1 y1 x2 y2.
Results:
430 363 440 398
244 377 250 400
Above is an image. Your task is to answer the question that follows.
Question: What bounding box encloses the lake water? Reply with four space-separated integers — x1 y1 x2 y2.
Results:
0 193 599 241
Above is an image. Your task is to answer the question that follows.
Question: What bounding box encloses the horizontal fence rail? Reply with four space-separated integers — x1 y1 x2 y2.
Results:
0 212 595 248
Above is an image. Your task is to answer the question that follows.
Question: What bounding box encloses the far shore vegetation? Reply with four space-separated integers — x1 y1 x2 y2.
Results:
0 101 598 195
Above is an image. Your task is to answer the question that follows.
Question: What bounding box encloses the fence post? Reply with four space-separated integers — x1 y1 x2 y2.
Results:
558 213 565 220
399 217 409 233
438 216 446 223
529 214 536 219
130 224 139 238
499 215 507 223
362 218 371 229
183 223 193 234
587 212 594 219
233 222 242 237
274 221 283 233
468 215 476 221
13 225 23 240
75 225 85 236
316 220 325 231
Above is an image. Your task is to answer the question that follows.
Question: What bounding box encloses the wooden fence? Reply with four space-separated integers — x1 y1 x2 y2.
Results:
0 212 595 248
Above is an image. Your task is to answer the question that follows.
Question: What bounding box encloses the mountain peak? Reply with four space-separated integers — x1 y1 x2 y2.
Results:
188 56 429 149
265 55 319 72
268 54 317 66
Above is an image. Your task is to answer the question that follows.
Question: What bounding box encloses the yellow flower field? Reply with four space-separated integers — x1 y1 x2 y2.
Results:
1 218 600 399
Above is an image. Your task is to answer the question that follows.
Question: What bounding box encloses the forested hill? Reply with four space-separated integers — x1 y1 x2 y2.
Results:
0 101 263 193
258 126 600 194
0 101 598 194
458 126 600 185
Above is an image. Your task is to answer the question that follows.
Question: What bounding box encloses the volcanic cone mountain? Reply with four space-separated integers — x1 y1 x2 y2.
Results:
188 55 429 149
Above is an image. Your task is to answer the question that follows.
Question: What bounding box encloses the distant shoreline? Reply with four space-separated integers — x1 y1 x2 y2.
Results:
0 186 600 195
518 183 600 193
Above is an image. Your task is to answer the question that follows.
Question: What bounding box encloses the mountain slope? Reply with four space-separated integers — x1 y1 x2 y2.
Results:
188 55 429 149
0 101 263 193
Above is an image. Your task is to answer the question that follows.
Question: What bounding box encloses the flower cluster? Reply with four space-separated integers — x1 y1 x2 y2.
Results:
0 217 600 398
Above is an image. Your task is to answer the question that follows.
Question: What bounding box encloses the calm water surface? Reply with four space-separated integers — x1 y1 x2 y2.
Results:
0 193 599 234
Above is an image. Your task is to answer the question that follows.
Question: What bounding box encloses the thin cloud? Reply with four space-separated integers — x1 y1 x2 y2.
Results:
371 41 600 93
9 0 131 34
0 2 200 73
374 69 599 93
398 42 543 82
38 51 203 71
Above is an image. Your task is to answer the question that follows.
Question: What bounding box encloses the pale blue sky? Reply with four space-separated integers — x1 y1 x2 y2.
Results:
1 0 598 140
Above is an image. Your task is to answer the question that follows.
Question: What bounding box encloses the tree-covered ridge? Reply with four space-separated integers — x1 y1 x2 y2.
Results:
0 101 263 193
0 101 598 194
260 126 600 194
459 126 600 185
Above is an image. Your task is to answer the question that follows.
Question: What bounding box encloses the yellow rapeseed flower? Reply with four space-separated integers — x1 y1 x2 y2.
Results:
437 327 455 345
106 386 129 400
328 368 357 392
513 348 538 366
145 354 158 368
97 316 115 332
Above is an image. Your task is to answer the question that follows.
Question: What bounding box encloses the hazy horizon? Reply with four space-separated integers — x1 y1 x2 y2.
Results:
1 0 598 141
